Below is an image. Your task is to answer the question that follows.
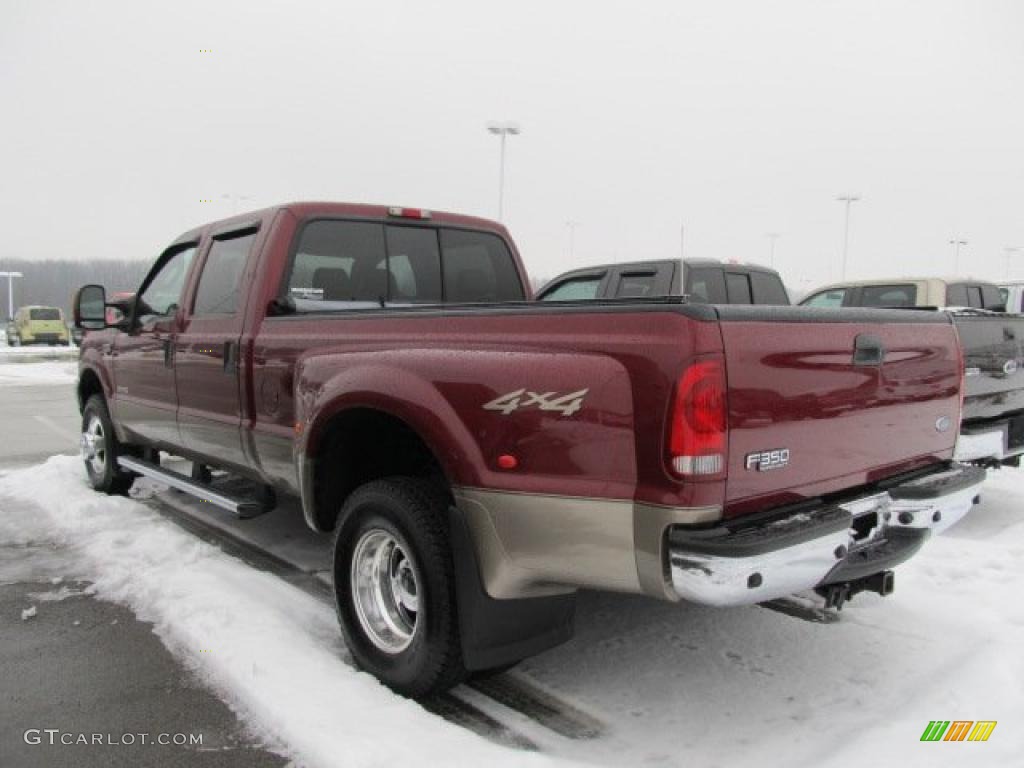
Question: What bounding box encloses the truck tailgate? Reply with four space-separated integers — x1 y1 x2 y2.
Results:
715 307 961 518
953 312 1024 421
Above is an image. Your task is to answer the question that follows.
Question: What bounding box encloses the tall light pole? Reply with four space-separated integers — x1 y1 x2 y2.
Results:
949 237 967 274
0 271 23 321
486 121 521 221
1003 246 1022 279
836 195 861 280
766 233 781 268
566 220 580 261
680 223 686 260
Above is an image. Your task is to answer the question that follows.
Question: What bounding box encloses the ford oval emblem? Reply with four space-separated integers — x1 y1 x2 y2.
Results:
1003 359 1019 376
935 416 952 433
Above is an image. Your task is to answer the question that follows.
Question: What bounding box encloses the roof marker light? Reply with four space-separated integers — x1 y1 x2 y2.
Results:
387 207 432 220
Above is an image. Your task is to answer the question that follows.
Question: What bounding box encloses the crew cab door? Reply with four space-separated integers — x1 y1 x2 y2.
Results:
114 243 197 447
174 224 260 470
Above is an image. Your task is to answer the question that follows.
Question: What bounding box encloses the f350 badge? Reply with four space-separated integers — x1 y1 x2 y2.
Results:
483 388 588 417
745 448 790 472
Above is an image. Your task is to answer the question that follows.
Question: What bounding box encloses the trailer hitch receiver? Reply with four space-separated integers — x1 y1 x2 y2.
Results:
817 570 895 610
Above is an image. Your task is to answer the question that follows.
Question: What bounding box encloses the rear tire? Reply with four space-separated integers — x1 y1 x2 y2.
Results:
81 394 135 495
333 477 466 698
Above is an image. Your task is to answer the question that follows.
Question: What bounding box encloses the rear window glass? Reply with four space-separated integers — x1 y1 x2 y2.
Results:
289 222 524 309
440 229 524 303
725 272 753 304
385 226 441 303
287 221 387 310
750 272 789 305
685 267 726 303
859 284 917 307
193 231 256 315
616 273 657 298
29 308 61 321
540 277 602 301
802 288 847 308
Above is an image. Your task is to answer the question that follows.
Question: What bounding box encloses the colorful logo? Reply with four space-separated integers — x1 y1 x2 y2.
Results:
920 721 997 742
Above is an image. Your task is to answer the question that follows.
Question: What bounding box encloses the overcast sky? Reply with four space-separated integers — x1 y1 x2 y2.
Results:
2 0 1023 290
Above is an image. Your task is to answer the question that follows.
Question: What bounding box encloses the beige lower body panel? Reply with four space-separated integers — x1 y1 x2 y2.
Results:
452 487 719 602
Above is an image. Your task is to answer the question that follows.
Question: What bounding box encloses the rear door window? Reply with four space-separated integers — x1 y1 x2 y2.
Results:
725 272 753 304
193 230 256 316
615 272 658 298
440 229 524 303
539 276 603 301
858 284 917 307
981 284 1005 311
685 267 727 303
802 288 847 308
967 285 984 308
946 283 968 306
750 272 789 305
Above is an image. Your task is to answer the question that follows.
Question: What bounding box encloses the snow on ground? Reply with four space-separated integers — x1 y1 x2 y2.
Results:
0 341 77 360
0 344 78 384
1 454 1022 767
0 360 77 385
0 456 564 768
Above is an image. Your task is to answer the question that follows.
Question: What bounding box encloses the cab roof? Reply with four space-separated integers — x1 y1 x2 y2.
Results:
174 201 510 246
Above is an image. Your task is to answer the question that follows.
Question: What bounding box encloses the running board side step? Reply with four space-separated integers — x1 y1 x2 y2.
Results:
117 456 268 519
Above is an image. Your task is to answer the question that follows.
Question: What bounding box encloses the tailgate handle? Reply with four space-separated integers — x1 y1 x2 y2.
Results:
853 334 885 366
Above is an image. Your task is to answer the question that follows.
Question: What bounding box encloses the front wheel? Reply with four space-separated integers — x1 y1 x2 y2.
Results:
333 478 466 698
9 334 20 347
81 395 135 494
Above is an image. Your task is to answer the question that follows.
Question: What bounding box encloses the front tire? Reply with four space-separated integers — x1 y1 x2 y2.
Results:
81 394 135 494
333 478 465 698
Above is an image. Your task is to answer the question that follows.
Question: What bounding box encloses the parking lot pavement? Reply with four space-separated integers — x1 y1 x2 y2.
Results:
0 384 80 468
0 578 288 768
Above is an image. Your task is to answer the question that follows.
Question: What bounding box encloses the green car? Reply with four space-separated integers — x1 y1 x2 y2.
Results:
8 305 71 346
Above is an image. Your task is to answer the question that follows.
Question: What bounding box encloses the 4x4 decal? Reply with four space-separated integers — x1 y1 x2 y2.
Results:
483 388 589 417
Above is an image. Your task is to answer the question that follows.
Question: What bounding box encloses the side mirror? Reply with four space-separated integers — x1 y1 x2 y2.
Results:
74 285 106 330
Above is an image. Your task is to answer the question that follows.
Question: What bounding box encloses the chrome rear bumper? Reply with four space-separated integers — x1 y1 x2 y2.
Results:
668 463 986 607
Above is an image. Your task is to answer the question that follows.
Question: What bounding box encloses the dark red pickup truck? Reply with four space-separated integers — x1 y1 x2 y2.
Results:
73 202 984 697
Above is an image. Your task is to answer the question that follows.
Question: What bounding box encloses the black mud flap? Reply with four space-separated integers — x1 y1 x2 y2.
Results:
447 505 576 672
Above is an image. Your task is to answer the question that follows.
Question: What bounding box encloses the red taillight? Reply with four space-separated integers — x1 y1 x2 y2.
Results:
387 206 432 220
667 356 727 478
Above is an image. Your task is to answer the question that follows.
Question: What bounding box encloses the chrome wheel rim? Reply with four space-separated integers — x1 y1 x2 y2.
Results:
350 528 420 654
81 415 107 476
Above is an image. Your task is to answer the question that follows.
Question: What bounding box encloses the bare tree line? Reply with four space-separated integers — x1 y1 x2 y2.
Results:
0 259 150 318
